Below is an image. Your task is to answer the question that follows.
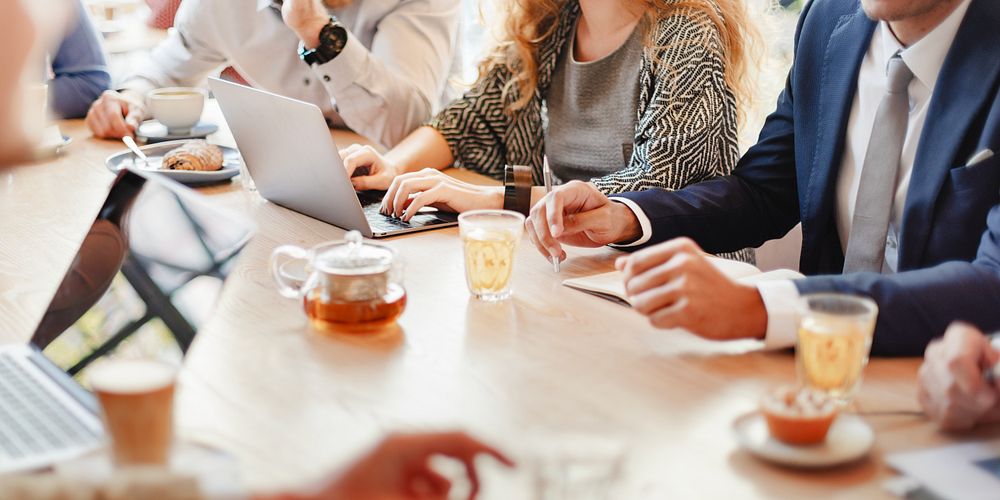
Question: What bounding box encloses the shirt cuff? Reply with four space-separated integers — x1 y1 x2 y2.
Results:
756 279 801 350
309 34 368 97
608 197 652 248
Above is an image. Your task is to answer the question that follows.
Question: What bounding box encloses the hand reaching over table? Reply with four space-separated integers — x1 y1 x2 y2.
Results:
260 432 514 500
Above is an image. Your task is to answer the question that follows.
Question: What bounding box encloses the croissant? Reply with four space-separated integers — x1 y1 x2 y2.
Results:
162 141 224 171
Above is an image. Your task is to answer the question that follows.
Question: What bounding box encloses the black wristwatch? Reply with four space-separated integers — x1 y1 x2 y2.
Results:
299 16 348 66
503 164 532 216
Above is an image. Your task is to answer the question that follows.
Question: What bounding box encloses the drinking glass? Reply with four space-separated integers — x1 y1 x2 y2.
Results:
458 210 525 301
88 359 177 466
796 293 878 404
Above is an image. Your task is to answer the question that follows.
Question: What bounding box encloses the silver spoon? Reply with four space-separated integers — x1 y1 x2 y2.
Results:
122 135 150 169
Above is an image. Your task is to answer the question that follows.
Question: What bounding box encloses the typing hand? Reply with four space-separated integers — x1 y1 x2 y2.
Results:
85 90 146 139
339 144 402 191
264 432 514 500
616 238 767 341
381 169 502 221
919 323 1000 431
526 181 639 262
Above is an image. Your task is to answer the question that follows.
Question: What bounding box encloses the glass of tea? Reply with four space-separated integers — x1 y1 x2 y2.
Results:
459 209 525 301
270 231 406 334
796 293 878 404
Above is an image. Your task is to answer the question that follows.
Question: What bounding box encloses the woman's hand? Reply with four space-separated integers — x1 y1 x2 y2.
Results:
381 169 503 220
339 144 404 191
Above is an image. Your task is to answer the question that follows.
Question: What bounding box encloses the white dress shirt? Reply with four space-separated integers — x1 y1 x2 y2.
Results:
122 0 461 148
614 0 972 348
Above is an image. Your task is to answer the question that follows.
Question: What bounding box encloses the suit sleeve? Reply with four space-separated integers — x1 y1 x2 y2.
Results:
795 203 1000 357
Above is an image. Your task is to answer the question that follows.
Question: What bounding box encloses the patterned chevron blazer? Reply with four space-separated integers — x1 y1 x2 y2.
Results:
428 0 740 197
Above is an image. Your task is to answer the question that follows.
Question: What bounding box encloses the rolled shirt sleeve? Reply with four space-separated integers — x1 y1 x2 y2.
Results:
310 0 460 148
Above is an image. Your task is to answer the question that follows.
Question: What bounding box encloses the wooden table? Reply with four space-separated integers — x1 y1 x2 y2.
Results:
2 106 998 498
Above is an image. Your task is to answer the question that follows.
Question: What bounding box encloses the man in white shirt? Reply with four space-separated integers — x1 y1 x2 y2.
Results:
85 0 461 148
524 0 1000 356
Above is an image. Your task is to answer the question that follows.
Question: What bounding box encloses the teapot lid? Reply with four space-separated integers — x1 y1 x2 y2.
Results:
314 231 394 275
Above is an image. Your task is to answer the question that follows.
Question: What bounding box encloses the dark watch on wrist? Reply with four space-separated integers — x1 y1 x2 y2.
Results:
299 16 348 66
503 164 532 216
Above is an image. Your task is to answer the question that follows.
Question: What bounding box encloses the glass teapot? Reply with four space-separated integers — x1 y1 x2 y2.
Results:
270 231 406 333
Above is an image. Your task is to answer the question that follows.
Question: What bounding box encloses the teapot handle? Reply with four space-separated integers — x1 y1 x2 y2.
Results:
270 245 309 299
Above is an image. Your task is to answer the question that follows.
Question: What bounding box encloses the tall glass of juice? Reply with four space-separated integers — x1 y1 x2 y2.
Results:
796 293 878 404
459 210 525 301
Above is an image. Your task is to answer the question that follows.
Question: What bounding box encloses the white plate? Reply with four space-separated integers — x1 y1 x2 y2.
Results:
732 411 874 468
105 140 242 185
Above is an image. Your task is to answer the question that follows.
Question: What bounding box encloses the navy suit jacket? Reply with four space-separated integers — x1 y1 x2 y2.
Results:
618 0 1000 356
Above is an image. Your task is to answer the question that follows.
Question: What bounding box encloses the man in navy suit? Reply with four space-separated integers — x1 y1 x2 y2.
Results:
526 0 1000 356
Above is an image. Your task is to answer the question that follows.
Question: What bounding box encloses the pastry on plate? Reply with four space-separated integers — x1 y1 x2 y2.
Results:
162 140 223 171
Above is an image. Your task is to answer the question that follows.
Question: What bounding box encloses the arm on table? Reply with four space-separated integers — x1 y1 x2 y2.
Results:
48 0 110 119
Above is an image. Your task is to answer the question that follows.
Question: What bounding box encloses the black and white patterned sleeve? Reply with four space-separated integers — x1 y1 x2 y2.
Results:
426 63 515 180
591 10 740 196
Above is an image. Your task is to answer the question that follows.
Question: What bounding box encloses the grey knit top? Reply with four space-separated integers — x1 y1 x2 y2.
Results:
544 20 643 183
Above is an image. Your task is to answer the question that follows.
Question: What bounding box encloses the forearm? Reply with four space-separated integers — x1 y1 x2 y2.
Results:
796 262 1000 357
385 126 454 174
49 70 110 118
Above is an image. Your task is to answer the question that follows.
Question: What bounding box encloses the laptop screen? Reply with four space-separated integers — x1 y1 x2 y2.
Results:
29 169 254 386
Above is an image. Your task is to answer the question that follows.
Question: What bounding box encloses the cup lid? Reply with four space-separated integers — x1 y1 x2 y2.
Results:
313 231 394 275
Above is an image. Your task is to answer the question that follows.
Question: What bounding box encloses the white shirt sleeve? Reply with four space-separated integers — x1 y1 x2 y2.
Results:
607 197 652 248
120 0 228 94
310 0 460 148
755 279 801 349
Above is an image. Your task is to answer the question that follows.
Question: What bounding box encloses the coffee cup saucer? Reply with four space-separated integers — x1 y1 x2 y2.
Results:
732 411 875 468
137 119 219 144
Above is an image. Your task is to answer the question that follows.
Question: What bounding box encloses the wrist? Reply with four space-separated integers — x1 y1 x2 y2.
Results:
293 14 329 49
611 201 642 244
738 284 768 340
487 187 504 210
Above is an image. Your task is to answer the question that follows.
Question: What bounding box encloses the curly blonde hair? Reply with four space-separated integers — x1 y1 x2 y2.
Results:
481 0 761 120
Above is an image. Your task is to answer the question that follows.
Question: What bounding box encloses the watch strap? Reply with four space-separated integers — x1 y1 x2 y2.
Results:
503 164 532 216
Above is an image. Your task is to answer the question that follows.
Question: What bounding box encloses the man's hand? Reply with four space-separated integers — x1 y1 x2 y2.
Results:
85 90 146 139
339 144 403 191
918 323 1000 431
616 238 767 341
381 169 503 220
526 180 641 262
263 432 514 500
281 0 329 49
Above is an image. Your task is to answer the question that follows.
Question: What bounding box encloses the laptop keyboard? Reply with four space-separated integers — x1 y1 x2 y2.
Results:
0 353 98 460
357 191 456 234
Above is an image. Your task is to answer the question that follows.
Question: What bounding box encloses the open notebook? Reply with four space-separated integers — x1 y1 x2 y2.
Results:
562 257 805 306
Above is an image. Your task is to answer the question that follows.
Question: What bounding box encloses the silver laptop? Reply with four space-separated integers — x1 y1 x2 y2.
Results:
208 77 458 238
0 168 254 473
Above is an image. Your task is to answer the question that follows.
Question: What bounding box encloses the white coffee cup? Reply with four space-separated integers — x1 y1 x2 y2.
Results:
147 87 207 135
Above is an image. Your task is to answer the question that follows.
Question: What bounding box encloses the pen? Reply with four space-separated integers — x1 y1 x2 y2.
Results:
542 156 560 273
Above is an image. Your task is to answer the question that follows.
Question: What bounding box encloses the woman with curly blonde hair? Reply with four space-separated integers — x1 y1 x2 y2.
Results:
341 0 759 259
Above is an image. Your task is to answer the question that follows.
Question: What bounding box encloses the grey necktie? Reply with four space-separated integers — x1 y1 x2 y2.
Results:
842 54 914 274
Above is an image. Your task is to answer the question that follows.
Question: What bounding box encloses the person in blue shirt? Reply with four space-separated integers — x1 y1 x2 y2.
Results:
49 0 111 119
